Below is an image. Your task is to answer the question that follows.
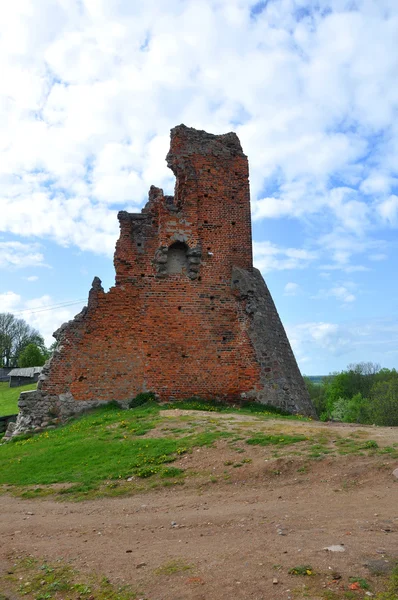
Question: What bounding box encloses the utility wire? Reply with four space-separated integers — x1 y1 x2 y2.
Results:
13 299 86 316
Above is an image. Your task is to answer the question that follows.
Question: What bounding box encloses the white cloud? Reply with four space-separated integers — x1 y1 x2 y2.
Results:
0 291 21 312
25 275 39 282
287 316 398 369
22 296 84 345
377 195 398 226
369 253 388 262
360 172 394 196
0 241 46 269
0 0 397 259
284 282 300 296
329 286 356 304
316 228 386 271
313 283 356 304
253 240 317 272
320 264 369 273
288 321 355 358
0 290 84 345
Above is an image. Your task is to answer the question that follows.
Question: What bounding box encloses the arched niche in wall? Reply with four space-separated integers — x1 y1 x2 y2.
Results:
166 241 189 275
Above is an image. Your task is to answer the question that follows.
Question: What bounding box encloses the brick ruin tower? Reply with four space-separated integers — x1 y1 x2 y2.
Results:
7 125 315 438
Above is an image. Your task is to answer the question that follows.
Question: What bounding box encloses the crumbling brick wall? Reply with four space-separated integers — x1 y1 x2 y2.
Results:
7 125 315 438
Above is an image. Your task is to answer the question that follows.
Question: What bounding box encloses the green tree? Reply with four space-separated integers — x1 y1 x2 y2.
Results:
344 393 372 424
303 376 327 418
322 362 381 418
309 363 398 425
0 313 45 367
331 394 372 424
369 377 398 426
18 343 46 368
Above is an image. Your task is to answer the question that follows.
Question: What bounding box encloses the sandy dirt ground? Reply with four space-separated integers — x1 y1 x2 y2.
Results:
0 415 397 600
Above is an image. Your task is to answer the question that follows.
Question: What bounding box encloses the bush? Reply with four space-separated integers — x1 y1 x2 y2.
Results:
128 392 157 409
331 393 372 424
343 393 372 424
330 397 347 422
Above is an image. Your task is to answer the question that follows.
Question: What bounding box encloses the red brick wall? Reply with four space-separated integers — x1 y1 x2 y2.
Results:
41 126 262 403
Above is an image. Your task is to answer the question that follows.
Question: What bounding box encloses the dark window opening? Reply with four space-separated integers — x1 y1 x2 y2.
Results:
166 241 189 275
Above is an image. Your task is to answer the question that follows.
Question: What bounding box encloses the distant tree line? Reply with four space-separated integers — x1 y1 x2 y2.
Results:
304 362 398 426
0 313 51 368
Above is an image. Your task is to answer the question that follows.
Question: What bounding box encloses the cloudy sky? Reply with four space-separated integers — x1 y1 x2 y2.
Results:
1 0 398 375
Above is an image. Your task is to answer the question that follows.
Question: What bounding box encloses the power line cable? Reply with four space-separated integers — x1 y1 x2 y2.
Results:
13 299 86 316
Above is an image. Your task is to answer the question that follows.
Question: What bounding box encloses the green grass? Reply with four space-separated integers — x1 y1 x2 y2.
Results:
246 432 307 446
349 577 370 590
376 565 398 599
0 382 36 417
0 402 232 498
288 565 315 576
1 397 395 501
2 556 139 599
154 559 193 576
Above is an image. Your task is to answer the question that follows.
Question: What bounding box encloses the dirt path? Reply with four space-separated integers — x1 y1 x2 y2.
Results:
1 418 397 599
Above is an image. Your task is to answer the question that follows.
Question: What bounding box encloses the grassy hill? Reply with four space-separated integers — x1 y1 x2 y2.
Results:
0 400 311 498
1 399 397 599
0 398 396 502
0 382 37 417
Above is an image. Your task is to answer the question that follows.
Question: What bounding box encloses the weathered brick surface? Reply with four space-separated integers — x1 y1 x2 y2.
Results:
8 125 315 437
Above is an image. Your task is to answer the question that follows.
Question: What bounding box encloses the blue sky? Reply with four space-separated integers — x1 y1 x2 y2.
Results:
1 0 398 375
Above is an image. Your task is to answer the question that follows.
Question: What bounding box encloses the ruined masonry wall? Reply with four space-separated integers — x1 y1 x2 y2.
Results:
7 125 315 438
